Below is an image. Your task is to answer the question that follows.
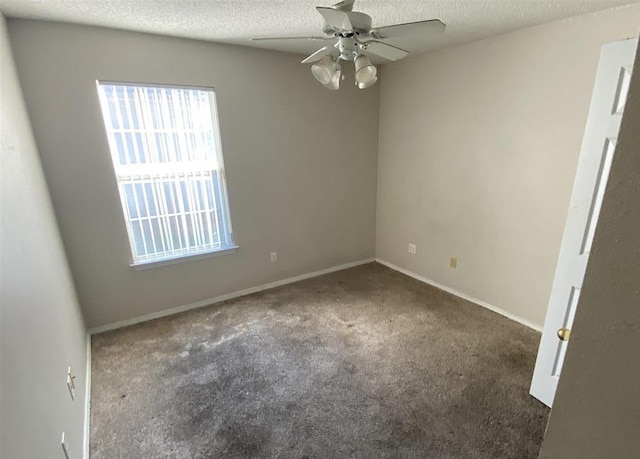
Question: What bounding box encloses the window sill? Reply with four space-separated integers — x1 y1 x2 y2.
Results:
130 245 239 271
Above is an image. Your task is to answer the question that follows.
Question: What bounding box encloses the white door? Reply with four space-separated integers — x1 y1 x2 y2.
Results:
530 38 638 408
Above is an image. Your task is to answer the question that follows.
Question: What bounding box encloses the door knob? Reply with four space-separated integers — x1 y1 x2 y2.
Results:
557 328 571 341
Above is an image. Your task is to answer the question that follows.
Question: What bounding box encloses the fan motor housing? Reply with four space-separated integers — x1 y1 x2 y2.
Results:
337 37 359 61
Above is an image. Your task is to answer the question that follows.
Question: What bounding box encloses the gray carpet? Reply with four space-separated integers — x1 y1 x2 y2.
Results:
90 262 549 458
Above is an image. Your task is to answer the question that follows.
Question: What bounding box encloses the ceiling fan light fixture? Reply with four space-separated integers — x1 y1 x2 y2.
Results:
357 75 377 89
257 1 446 91
323 63 342 90
354 54 377 87
311 55 338 85
311 55 341 90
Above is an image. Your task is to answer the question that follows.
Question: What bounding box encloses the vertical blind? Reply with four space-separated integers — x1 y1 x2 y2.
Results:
97 83 234 264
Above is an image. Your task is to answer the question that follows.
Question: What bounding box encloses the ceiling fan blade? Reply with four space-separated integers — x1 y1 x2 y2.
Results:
370 19 446 40
301 46 336 64
317 7 353 32
250 36 332 42
361 41 409 61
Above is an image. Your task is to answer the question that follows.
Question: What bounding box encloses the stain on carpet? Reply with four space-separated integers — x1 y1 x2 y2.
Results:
90 262 549 458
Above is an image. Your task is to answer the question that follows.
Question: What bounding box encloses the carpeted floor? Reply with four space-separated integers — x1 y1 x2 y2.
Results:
90 262 549 458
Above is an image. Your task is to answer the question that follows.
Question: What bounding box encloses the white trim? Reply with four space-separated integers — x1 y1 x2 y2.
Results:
130 245 238 270
89 258 375 335
83 332 92 459
375 258 542 332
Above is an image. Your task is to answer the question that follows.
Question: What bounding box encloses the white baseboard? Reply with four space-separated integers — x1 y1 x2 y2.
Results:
375 258 542 332
83 332 92 459
89 258 375 335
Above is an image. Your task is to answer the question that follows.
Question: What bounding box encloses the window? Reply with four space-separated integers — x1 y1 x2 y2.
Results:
97 82 235 267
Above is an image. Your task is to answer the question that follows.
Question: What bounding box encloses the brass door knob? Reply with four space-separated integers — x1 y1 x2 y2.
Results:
557 328 571 341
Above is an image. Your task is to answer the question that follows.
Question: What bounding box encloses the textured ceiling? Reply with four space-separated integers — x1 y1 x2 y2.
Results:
1 0 638 60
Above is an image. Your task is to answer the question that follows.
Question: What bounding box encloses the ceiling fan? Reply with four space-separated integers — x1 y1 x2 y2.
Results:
251 0 445 90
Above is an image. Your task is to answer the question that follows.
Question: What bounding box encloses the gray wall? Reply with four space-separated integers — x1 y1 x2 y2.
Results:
540 40 640 459
0 15 87 459
8 20 380 328
375 5 640 328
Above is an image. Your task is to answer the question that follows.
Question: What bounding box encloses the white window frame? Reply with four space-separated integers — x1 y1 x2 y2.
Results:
96 81 237 269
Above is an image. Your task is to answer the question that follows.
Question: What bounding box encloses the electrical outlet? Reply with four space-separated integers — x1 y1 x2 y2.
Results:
408 243 417 255
450 257 458 269
66 367 76 401
61 432 70 459
270 252 278 263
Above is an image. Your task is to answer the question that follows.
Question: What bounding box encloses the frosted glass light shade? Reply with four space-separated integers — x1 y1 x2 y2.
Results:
312 56 341 90
358 75 378 89
324 65 341 90
312 56 337 85
355 55 377 88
